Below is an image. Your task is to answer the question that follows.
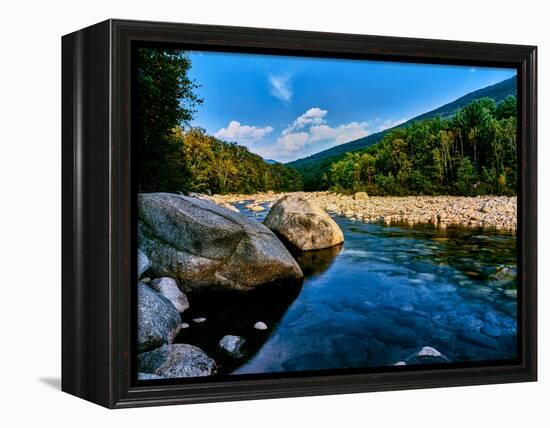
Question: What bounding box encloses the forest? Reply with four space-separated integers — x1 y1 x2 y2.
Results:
135 48 517 197
327 96 517 196
135 48 301 194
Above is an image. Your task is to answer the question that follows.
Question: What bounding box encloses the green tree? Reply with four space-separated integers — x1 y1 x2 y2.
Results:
496 95 517 120
135 48 203 192
326 97 517 197
456 157 477 195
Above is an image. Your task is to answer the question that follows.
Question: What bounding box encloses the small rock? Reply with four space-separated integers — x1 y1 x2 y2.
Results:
150 277 189 313
137 372 165 380
400 303 415 312
192 317 207 324
353 192 369 200
180 323 190 329
218 335 246 358
253 321 268 330
490 265 517 281
504 288 517 297
418 346 442 357
138 249 151 279
245 204 265 211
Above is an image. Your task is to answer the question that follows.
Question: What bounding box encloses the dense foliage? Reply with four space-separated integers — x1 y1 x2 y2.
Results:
135 48 301 194
169 127 302 193
135 47 517 197
135 48 203 192
288 76 517 190
327 96 517 196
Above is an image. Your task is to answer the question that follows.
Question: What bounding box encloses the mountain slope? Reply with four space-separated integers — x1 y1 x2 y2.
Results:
287 76 517 189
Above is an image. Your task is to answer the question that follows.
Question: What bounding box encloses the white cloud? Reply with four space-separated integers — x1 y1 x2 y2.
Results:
276 132 310 152
274 108 371 157
268 74 292 103
375 118 407 132
283 107 328 134
214 121 273 144
217 108 408 163
309 121 370 144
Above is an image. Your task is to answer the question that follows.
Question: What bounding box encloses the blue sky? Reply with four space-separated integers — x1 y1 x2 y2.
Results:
186 51 516 163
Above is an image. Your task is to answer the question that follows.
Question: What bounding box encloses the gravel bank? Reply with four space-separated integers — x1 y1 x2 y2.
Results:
202 191 517 232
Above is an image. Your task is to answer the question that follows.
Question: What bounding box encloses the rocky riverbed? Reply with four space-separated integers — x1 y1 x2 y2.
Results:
136 191 517 380
204 191 517 231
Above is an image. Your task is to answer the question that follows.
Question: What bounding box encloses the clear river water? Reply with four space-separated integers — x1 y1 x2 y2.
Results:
177 200 518 375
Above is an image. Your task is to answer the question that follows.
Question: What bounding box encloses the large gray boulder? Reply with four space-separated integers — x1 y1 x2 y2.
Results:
138 344 216 378
137 282 181 352
263 195 344 251
138 193 303 293
150 277 189 313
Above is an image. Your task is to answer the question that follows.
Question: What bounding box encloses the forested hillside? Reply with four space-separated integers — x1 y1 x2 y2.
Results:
288 76 517 189
327 96 517 196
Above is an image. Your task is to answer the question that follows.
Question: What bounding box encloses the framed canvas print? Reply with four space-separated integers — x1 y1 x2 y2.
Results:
62 19 537 408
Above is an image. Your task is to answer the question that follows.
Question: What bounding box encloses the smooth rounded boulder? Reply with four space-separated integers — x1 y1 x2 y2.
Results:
263 195 344 251
138 193 303 293
137 282 182 352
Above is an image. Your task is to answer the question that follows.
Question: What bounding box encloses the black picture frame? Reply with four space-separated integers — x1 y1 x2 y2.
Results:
62 19 537 408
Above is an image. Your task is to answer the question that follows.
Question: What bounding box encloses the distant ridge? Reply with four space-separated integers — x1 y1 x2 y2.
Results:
287 76 517 188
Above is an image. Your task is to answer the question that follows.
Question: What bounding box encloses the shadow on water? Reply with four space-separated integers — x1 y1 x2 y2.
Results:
175 278 304 375
294 244 343 279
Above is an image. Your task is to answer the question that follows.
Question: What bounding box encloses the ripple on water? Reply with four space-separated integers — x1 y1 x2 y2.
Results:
227 208 518 375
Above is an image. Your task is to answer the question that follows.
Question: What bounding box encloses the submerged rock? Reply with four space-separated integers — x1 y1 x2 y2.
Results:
150 277 189 313
245 204 265 212
263 195 344 251
417 346 442 357
490 265 517 282
138 344 216 378
137 282 181 352
403 346 450 365
218 335 246 358
138 193 303 293
137 372 165 380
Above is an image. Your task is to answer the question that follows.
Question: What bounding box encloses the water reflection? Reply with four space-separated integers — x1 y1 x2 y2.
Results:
294 244 343 278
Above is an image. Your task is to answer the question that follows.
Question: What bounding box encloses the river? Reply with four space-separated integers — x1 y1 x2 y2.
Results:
177 200 518 375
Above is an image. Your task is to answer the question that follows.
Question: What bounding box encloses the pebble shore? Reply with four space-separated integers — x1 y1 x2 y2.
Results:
206 191 517 232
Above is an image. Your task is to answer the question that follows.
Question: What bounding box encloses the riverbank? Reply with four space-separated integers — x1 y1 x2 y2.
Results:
201 192 517 231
